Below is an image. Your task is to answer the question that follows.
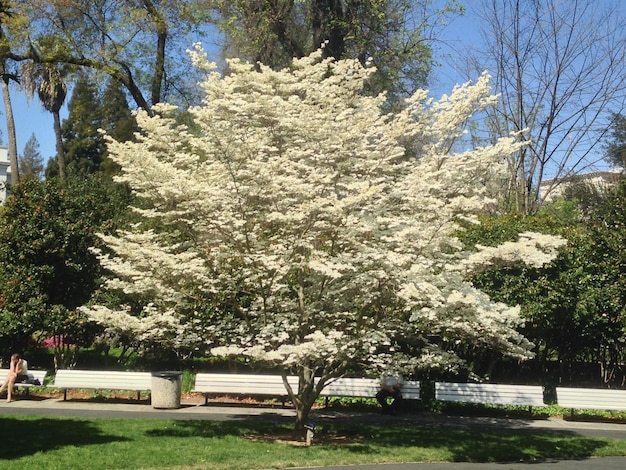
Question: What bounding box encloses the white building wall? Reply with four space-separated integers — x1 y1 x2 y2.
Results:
540 171 623 203
0 146 9 204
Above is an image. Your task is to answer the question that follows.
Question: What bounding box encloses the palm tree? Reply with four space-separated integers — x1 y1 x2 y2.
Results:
0 1 20 186
0 58 20 185
21 62 68 179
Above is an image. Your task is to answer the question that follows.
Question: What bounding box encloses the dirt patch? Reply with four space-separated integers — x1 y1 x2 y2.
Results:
20 389 300 408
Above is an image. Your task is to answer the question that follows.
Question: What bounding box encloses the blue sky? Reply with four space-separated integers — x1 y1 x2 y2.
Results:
1 90 61 162
1 1 619 172
0 2 474 165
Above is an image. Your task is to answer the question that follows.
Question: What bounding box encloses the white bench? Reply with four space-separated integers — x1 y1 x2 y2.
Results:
319 377 421 405
192 373 421 406
0 369 48 397
50 369 152 401
435 382 545 411
192 373 299 405
556 387 626 416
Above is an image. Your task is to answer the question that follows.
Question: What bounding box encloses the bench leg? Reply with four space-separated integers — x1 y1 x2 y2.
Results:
63 389 67 401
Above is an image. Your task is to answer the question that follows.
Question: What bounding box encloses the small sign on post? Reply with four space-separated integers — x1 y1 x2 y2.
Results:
304 422 316 446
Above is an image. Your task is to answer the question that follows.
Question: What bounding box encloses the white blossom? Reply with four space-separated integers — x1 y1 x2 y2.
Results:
85 47 565 423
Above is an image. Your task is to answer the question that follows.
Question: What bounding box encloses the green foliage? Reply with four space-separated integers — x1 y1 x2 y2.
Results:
604 112 626 169
459 184 626 384
60 74 138 178
0 175 132 355
20 1 213 113
18 133 45 179
61 74 106 177
99 77 139 176
210 0 460 101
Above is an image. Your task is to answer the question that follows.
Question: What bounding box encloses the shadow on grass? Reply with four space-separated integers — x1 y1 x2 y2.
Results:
360 425 610 462
145 419 613 462
0 417 129 461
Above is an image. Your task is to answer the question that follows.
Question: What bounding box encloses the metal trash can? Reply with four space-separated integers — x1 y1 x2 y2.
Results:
151 371 183 409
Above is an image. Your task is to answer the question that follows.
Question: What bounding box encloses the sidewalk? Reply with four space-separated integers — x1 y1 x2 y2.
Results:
2 396 626 469
3 394 626 438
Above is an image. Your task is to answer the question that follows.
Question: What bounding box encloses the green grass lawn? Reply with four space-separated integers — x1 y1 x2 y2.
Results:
1 415 626 470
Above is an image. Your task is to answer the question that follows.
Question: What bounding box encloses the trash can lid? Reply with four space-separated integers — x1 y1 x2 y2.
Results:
151 371 183 378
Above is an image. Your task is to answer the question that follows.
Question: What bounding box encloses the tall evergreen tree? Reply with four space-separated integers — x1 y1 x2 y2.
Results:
19 133 44 179
604 112 626 169
101 78 137 143
61 74 105 177
99 78 138 176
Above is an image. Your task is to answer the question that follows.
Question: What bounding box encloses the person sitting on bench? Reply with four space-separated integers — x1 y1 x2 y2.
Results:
0 353 28 402
376 373 403 414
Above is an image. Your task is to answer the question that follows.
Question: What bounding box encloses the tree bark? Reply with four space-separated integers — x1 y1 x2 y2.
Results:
288 370 319 438
0 59 19 186
53 111 65 179
284 366 343 438
142 0 167 106
311 0 347 59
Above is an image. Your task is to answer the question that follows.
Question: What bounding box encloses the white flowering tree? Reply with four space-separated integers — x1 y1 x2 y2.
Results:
82 45 565 431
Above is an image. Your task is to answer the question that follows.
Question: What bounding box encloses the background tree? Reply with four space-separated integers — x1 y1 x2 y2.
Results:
604 112 626 170
19 133 44 179
0 0 22 185
101 77 138 144
572 181 626 384
61 74 105 177
51 75 138 179
459 207 582 382
82 49 564 432
0 175 132 367
21 61 68 178
210 0 461 100
460 0 626 213
460 182 626 387
99 77 139 176
19 0 214 114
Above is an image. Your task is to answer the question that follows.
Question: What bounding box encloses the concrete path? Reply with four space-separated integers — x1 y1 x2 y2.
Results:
1 396 626 469
290 459 626 469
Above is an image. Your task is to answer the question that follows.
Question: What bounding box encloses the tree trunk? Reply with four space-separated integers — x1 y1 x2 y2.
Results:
284 367 341 439
291 390 318 438
0 59 20 186
311 0 347 60
53 111 66 179
142 0 167 105
282 369 321 439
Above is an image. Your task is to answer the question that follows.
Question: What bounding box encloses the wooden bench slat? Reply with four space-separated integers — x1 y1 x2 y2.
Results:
192 373 296 394
320 378 421 400
0 369 47 382
192 374 422 406
192 373 297 405
0 370 48 395
556 387 626 411
49 370 152 400
435 382 545 407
